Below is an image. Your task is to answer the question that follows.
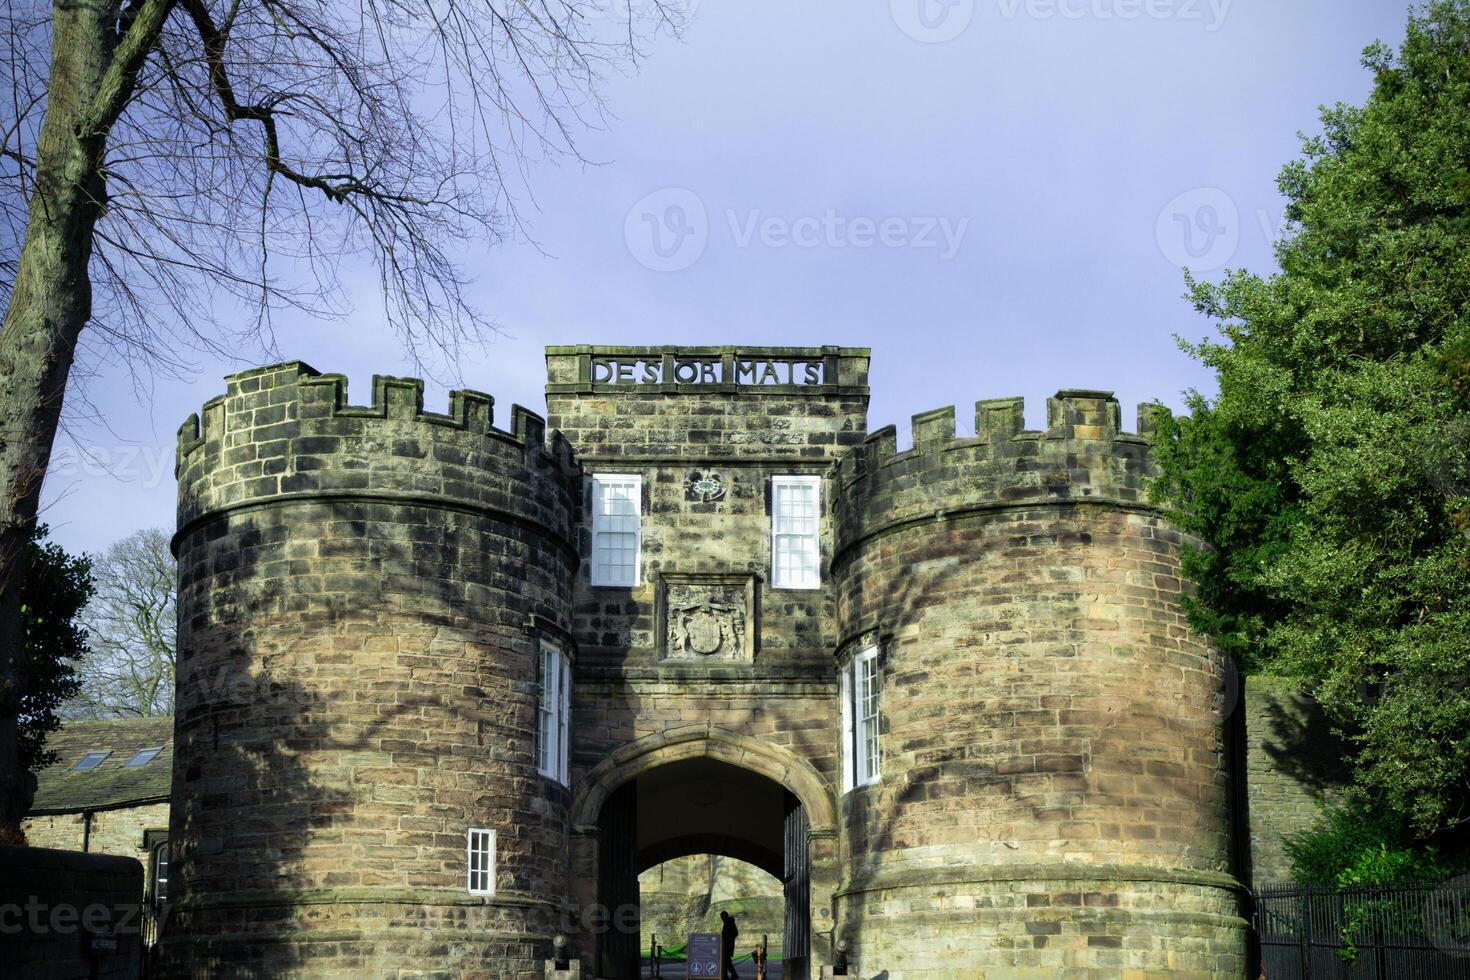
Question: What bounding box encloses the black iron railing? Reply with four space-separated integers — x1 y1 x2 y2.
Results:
1254 881 1470 978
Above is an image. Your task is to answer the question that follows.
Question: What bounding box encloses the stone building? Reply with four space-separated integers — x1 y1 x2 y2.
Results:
22 716 173 908
163 346 1251 978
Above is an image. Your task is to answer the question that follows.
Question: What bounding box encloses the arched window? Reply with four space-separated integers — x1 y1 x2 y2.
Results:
151 841 169 907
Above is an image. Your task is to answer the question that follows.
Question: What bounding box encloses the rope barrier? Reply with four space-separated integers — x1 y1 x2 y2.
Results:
652 942 775 964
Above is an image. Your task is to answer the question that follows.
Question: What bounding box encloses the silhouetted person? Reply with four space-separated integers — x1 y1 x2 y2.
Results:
720 911 739 980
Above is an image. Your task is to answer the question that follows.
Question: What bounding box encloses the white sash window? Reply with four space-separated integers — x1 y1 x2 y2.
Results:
771 476 821 589
537 639 571 785
467 828 495 895
591 474 642 586
841 647 881 791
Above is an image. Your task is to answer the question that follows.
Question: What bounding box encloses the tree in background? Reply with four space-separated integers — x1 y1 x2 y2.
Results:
1152 0 1470 872
0 0 683 836
6 526 92 844
66 527 174 718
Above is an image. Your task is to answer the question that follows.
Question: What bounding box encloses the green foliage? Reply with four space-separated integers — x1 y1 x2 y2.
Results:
1285 800 1464 888
1285 800 1468 961
18 525 92 774
1152 1 1470 840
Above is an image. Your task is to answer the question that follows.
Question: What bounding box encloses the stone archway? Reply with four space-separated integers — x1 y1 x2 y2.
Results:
568 727 838 980
570 725 838 834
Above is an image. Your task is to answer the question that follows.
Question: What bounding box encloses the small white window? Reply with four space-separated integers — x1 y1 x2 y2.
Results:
771 476 822 589
841 648 881 791
591 474 642 587
72 751 110 771
467 828 495 895
537 639 571 785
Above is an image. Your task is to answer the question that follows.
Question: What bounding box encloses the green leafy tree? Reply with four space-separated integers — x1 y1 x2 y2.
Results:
1152 1 1470 844
5 526 91 843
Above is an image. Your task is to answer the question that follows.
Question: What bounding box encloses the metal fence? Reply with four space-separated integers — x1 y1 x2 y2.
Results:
1255 881 1470 979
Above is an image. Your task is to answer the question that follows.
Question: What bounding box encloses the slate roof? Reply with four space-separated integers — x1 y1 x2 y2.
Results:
28 717 174 815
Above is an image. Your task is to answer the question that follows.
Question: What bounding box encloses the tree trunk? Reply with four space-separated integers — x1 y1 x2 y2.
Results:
0 0 115 839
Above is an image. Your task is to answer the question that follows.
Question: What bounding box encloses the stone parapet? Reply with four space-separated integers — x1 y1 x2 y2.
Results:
176 361 578 557
833 390 1163 564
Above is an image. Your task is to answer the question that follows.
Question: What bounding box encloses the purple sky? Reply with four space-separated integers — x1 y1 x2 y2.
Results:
42 0 1409 557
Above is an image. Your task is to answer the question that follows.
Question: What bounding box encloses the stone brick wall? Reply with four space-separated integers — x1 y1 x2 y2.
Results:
0 844 144 979
829 392 1247 978
1243 676 1352 885
166 362 579 979
23 803 169 879
545 345 869 668
547 347 867 973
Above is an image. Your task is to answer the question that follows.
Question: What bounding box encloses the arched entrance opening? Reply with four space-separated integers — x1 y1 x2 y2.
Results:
572 729 835 980
640 855 785 969
596 759 806 979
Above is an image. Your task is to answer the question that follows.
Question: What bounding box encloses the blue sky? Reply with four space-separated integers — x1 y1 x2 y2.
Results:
42 0 1411 557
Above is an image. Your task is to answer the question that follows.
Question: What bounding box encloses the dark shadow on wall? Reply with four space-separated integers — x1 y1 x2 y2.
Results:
1256 689 1355 797
162 504 549 977
831 510 1247 972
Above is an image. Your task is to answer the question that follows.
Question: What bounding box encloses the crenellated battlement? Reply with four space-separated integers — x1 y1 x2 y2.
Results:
176 361 578 473
174 361 579 555
832 389 1165 558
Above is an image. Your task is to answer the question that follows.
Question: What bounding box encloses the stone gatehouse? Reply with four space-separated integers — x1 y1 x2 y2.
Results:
163 346 1248 978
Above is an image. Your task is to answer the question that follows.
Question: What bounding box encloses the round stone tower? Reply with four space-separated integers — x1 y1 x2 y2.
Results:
165 362 579 978
830 390 1246 977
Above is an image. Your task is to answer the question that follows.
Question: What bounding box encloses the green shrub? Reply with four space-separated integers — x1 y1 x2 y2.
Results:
1284 799 1464 888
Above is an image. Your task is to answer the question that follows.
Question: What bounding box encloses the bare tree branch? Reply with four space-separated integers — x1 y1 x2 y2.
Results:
64 527 175 719
0 0 688 834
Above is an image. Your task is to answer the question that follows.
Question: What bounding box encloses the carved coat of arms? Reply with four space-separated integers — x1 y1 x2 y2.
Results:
666 588 744 658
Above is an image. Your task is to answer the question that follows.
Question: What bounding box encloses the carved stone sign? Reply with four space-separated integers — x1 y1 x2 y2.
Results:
656 573 758 663
589 356 824 386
